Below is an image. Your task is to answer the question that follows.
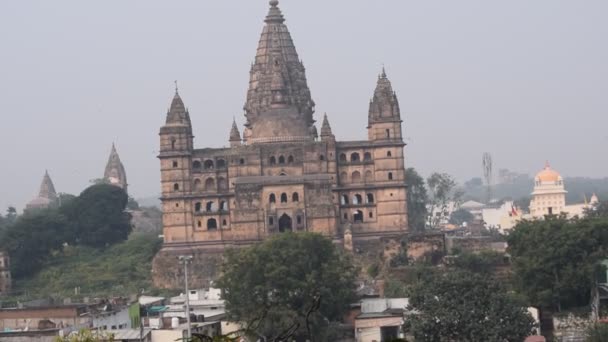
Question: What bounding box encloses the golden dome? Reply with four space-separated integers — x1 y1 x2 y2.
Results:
536 162 561 182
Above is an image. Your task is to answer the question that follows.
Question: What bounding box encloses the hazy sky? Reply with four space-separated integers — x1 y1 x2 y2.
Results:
1 0 607 211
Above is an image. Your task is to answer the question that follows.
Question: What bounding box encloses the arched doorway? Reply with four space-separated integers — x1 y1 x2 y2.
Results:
279 213 292 233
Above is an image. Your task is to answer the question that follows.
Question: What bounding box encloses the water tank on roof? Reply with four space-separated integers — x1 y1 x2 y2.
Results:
171 317 179 329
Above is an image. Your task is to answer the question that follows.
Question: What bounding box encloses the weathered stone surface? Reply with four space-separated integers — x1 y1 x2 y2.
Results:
152 1 410 288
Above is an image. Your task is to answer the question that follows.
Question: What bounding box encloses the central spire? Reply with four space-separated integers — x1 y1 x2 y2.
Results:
243 0 315 144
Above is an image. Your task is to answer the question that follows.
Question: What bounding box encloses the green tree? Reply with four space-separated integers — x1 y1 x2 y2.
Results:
216 233 357 341
426 173 462 229
405 168 428 231
63 184 131 247
586 323 608 342
451 250 505 274
507 216 608 311
405 271 535 341
2 209 70 277
448 208 474 226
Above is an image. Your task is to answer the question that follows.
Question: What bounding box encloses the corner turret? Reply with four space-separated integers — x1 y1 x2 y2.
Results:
229 118 242 147
367 67 403 141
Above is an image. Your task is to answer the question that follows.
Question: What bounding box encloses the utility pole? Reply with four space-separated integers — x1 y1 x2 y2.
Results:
178 255 193 339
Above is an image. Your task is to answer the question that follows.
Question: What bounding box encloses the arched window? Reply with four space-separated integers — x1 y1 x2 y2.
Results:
281 193 288 203
354 194 363 205
270 156 276 165
217 177 228 191
343 213 348 220
269 193 276 204
369 212 374 218
365 170 373 182
367 193 375 204
172 161 178 168
269 217 274 225
339 153 347 162
278 155 286 164
288 155 294 163
206 201 214 212
222 219 227 226
319 154 325 161
351 153 360 162
193 161 202 169
197 220 202 228
239 158 245 165
364 152 372 161
296 215 302 225
171 138 176 150
352 171 362 183
386 129 391 139
173 183 180 191
354 210 364 223
193 179 202 191
205 177 215 191
220 201 227 211
204 160 214 170
292 192 299 202
207 219 218 230
388 172 393 180
217 159 226 169
195 202 202 212
341 194 349 205
280 172 287 176
387 151 392 157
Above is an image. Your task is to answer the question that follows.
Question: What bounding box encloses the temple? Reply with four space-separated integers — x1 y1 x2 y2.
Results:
153 1 409 287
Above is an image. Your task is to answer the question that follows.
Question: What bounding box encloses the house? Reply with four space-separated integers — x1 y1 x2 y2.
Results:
354 298 408 342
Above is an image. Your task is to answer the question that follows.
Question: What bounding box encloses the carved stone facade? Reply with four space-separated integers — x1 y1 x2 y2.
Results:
154 0 409 288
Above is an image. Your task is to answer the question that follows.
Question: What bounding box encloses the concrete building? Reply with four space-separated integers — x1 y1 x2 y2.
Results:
153 0 409 288
530 162 597 219
354 298 408 342
0 305 89 331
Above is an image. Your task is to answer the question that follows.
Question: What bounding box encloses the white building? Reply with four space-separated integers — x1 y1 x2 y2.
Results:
529 162 597 219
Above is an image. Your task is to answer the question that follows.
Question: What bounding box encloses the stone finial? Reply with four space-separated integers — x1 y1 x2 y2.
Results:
368 66 401 123
165 89 191 127
265 0 285 24
39 170 58 200
320 113 333 137
229 118 242 143
104 143 128 192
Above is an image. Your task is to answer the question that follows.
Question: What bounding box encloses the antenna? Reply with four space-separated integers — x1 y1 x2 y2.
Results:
482 153 493 204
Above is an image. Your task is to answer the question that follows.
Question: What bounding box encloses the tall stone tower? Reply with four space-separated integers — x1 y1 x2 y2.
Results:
25 170 58 211
103 143 128 192
243 0 316 144
158 89 194 242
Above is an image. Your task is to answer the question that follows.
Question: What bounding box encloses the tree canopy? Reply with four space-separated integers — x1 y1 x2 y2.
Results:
405 271 535 341
507 216 608 311
1 184 132 279
216 232 357 341
426 173 462 229
405 168 428 231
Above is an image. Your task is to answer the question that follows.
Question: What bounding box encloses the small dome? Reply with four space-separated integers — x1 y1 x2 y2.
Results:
535 162 561 182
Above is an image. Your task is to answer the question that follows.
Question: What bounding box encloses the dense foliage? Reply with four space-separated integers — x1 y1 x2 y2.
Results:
17 233 161 298
405 168 428 231
507 216 608 311
448 208 474 226
450 250 506 274
0 184 132 279
216 233 357 340
406 271 535 341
